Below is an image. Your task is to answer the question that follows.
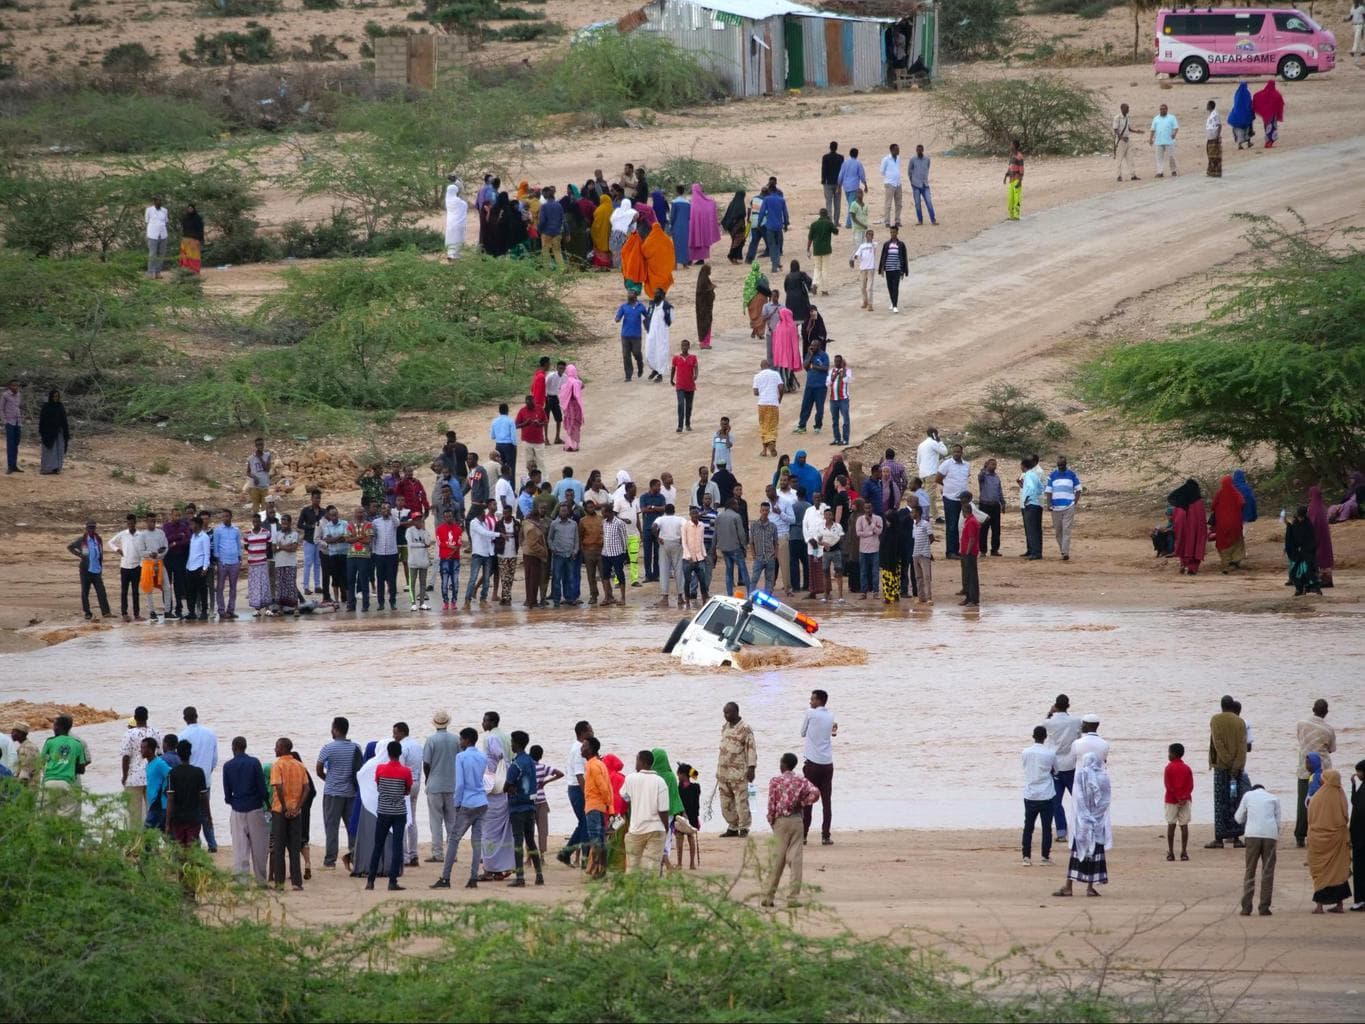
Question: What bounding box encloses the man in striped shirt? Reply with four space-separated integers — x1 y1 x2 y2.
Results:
600 504 630 606
827 354 852 446
1045 456 1081 561
367 741 412 891
877 226 907 314
1004 140 1024 221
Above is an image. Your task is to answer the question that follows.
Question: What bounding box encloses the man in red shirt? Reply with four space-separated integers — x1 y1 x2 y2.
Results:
958 490 981 607
670 338 700 433
435 509 462 610
396 465 429 518
1164 742 1194 861
515 394 547 475
531 356 549 414
368 740 413 891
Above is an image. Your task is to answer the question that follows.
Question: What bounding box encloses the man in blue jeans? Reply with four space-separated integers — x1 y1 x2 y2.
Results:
754 186 789 274
556 720 593 866
546 502 580 607
715 499 750 594
795 339 830 434
1040 694 1081 842
827 353 852 445
614 291 645 382
908 144 938 226
463 504 497 607
637 479 666 582
837 147 867 228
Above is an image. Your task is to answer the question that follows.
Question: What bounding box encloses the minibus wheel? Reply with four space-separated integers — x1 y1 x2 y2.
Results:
1277 55 1306 81
1179 57 1208 84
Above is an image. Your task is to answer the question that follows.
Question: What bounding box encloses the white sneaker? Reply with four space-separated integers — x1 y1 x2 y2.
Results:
410 602 417 611
892 306 899 314
1022 857 1032 866
1040 857 1053 865
420 601 431 610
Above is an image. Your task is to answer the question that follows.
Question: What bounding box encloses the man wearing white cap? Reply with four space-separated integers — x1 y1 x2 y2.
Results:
422 709 460 863
1071 714 1110 769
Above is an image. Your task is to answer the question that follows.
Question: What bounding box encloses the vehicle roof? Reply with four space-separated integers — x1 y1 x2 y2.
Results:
1157 6 1306 12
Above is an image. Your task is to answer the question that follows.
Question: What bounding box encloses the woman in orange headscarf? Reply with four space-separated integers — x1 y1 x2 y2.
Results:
1210 474 1245 573
641 222 676 299
620 231 646 294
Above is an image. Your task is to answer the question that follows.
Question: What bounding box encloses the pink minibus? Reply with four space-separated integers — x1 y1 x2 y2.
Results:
1154 8 1337 83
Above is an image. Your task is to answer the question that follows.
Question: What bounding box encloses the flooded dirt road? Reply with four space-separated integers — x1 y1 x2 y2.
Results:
5 604 1360 832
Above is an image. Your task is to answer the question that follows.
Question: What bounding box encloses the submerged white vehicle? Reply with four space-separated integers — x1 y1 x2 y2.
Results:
663 590 821 668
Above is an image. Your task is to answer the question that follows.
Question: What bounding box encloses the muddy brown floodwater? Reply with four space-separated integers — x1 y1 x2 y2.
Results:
4 604 1360 833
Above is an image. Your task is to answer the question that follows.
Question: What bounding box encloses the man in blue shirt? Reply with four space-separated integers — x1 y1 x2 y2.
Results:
615 291 645 382
553 466 584 506
142 736 169 830
908 144 937 226
211 509 242 619
222 735 269 884
431 727 488 890
637 478 666 582
796 339 830 434
504 729 542 887
536 186 564 269
1018 455 1046 559
755 189 790 273
836 146 867 228
489 402 518 480
1045 456 1081 561
790 450 823 506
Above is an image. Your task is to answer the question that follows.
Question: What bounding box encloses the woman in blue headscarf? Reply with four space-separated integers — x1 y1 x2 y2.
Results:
1306 751 1325 803
1228 82 1255 150
1232 469 1257 522
650 189 669 230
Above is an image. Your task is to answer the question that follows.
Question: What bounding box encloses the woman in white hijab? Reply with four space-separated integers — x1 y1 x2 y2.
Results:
444 174 468 262
1054 752 1112 897
608 198 637 270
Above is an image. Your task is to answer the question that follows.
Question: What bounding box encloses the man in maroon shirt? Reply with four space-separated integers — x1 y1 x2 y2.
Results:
958 491 981 607
162 506 192 619
515 394 547 473
670 338 700 433
396 466 429 519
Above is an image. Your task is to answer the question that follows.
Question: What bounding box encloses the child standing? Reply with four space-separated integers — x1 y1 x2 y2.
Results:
435 508 462 611
675 762 701 869
405 513 432 611
1164 742 1194 861
529 744 564 856
711 417 733 473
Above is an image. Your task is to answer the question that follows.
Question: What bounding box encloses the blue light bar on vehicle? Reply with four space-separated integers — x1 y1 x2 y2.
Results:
749 590 819 634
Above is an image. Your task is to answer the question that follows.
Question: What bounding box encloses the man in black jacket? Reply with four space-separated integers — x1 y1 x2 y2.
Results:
820 141 845 226
877 226 909 314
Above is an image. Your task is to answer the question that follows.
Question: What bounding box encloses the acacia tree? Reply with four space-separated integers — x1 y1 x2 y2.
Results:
1083 214 1365 481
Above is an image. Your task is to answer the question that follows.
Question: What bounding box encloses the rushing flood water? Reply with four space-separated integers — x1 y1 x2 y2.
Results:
5 604 1360 832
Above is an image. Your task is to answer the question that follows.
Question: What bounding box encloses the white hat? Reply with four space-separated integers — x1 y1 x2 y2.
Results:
432 709 451 727
1082 713 1100 724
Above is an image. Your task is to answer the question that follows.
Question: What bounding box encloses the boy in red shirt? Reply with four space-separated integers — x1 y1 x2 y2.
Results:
670 338 700 433
958 490 981 607
435 508 463 611
515 394 546 476
1164 742 1194 861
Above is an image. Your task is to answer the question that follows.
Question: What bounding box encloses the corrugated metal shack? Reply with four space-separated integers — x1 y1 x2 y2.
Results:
625 0 937 98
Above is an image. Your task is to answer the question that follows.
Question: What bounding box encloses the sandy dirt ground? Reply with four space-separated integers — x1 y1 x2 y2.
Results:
221 825 1365 1020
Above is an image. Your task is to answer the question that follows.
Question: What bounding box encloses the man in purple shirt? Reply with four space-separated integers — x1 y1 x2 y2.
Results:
162 507 192 619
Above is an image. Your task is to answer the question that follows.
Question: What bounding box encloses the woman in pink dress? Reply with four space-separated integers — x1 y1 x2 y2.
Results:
1168 478 1207 575
560 364 584 452
687 183 721 264
771 307 803 393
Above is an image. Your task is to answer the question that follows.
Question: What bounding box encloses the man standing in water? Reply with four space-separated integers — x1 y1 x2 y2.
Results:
800 689 837 846
716 702 757 839
1294 699 1335 848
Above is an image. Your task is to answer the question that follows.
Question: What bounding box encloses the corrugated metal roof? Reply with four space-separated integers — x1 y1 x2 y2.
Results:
652 0 896 24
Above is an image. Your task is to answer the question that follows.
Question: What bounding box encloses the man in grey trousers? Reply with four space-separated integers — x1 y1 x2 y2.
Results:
422 709 460 863
314 716 361 870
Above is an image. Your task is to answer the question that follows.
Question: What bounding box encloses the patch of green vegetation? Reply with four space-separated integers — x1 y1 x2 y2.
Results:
101 41 157 76
149 457 172 474
197 0 280 16
652 152 753 195
1082 215 1365 481
930 75 1108 156
965 384 1069 456
127 251 584 436
182 25 278 65
485 19 563 40
1032 0 1122 15
0 790 1140 1023
940 0 1019 58
551 30 727 118
2 92 224 154
279 210 441 258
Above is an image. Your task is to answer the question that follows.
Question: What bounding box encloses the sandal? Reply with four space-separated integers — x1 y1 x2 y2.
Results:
1052 888 1072 897
1166 852 1175 861
1180 853 1189 861
1086 889 1102 897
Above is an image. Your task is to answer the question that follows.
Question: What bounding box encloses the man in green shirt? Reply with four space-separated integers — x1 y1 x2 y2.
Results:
40 714 89 819
806 208 839 295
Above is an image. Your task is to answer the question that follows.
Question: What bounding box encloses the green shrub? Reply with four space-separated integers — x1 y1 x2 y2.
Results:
931 75 1108 156
101 41 156 76
182 25 278 66
940 0 1019 58
302 0 340 9
551 31 726 119
1031 0 1121 13
1082 215 1365 480
965 384 1069 455
2 92 224 154
198 0 280 15
279 211 441 258
290 33 346 61
486 20 562 40
652 152 752 195
0 790 1138 1023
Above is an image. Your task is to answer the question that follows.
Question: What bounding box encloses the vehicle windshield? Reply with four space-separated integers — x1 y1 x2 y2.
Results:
738 613 809 647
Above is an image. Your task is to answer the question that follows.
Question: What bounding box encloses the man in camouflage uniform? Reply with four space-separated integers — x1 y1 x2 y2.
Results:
716 702 758 837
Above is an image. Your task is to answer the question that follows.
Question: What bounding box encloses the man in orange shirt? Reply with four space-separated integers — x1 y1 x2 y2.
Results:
269 737 310 891
582 736 613 877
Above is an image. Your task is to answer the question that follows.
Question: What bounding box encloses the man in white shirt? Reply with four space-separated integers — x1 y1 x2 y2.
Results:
1234 784 1280 916
916 427 948 521
1040 693 1082 841
800 689 837 844
936 444 971 559
179 705 220 852
653 504 687 606
137 512 169 621
752 359 785 459
1071 714 1110 769
1350 1 1365 57
879 143 903 227
145 197 169 278
1112 102 1141 182
1204 99 1223 179
620 749 671 873
849 228 877 311
1022 725 1058 865
109 513 144 621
